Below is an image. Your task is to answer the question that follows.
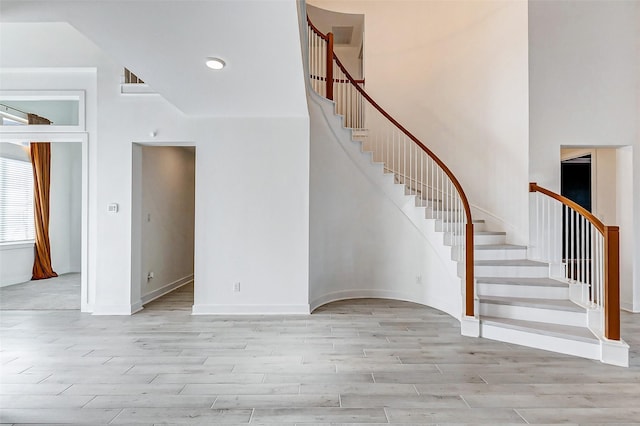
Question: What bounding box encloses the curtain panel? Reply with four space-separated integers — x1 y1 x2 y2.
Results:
28 113 57 280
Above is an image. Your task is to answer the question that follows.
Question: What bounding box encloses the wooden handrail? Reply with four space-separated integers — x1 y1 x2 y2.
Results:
308 17 476 317
529 182 605 234
529 182 620 341
307 16 328 41
331 53 472 225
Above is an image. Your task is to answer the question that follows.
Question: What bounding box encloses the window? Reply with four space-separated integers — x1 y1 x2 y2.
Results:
0 156 35 243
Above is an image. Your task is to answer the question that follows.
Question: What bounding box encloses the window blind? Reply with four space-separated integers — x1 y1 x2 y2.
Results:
0 156 35 243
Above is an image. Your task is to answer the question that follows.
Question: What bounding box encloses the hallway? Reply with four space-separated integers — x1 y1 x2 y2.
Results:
1 287 640 424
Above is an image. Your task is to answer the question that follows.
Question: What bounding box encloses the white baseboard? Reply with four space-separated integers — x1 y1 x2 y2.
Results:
309 289 419 312
192 304 310 315
481 322 601 361
461 315 480 337
601 338 629 367
0 273 32 288
130 301 144 314
92 304 140 315
141 274 193 305
621 301 640 313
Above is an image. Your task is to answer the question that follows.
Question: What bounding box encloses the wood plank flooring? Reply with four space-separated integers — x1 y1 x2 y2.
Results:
0 273 80 310
1 284 640 425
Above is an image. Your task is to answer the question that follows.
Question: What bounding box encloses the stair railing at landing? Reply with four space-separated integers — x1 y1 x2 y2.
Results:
529 182 620 341
307 16 476 318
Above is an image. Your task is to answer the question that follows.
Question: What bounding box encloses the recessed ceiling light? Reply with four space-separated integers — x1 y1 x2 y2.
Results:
205 57 226 70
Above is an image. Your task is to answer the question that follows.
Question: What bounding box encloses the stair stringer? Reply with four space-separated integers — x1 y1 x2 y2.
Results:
308 89 464 320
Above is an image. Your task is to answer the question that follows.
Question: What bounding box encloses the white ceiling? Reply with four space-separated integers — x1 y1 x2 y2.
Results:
0 1 308 117
307 3 364 49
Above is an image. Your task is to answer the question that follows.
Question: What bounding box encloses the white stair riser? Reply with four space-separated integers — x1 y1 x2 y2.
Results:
446 233 506 246
477 283 569 299
475 234 507 245
451 247 525 261
479 302 587 327
480 323 600 360
435 221 485 233
426 209 462 220
473 265 549 278
415 199 443 210
473 248 527 260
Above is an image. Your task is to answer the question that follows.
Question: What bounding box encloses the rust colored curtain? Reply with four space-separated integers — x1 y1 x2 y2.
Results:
28 113 58 280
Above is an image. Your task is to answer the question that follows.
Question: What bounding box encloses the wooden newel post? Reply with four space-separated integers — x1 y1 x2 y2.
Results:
465 222 475 317
604 225 620 340
326 32 334 100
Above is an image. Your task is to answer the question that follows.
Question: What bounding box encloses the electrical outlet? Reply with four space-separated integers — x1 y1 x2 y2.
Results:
147 272 154 280
233 282 241 292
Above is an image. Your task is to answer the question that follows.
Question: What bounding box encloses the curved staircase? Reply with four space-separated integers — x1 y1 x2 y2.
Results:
347 123 611 362
304 11 628 367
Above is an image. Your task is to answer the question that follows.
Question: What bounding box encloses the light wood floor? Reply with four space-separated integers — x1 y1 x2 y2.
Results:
1 284 640 425
0 273 80 310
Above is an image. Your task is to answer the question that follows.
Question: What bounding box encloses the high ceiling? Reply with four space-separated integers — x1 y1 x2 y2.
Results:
307 3 364 49
0 1 308 117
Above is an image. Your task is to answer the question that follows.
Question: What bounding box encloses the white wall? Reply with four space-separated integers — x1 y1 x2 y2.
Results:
334 46 362 79
50 142 82 275
192 117 310 314
617 147 634 311
309 0 530 244
139 146 194 303
529 0 640 311
308 90 462 318
0 16 310 314
593 149 617 225
0 243 33 287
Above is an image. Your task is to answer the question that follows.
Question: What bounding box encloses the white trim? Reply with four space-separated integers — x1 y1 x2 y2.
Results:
141 275 193 305
120 84 158 95
0 273 33 288
309 289 419 312
481 322 601 360
192 304 310 315
0 131 90 313
0 240 34 251
600 338 630 367
461 315 480 337
620 301 639 312
92 304 141 316
131 301 144 314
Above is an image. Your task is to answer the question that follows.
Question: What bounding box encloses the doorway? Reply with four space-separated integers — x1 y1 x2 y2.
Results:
131 144 196 311
0 140 84 310
560 146 634 311
561 154 592 211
